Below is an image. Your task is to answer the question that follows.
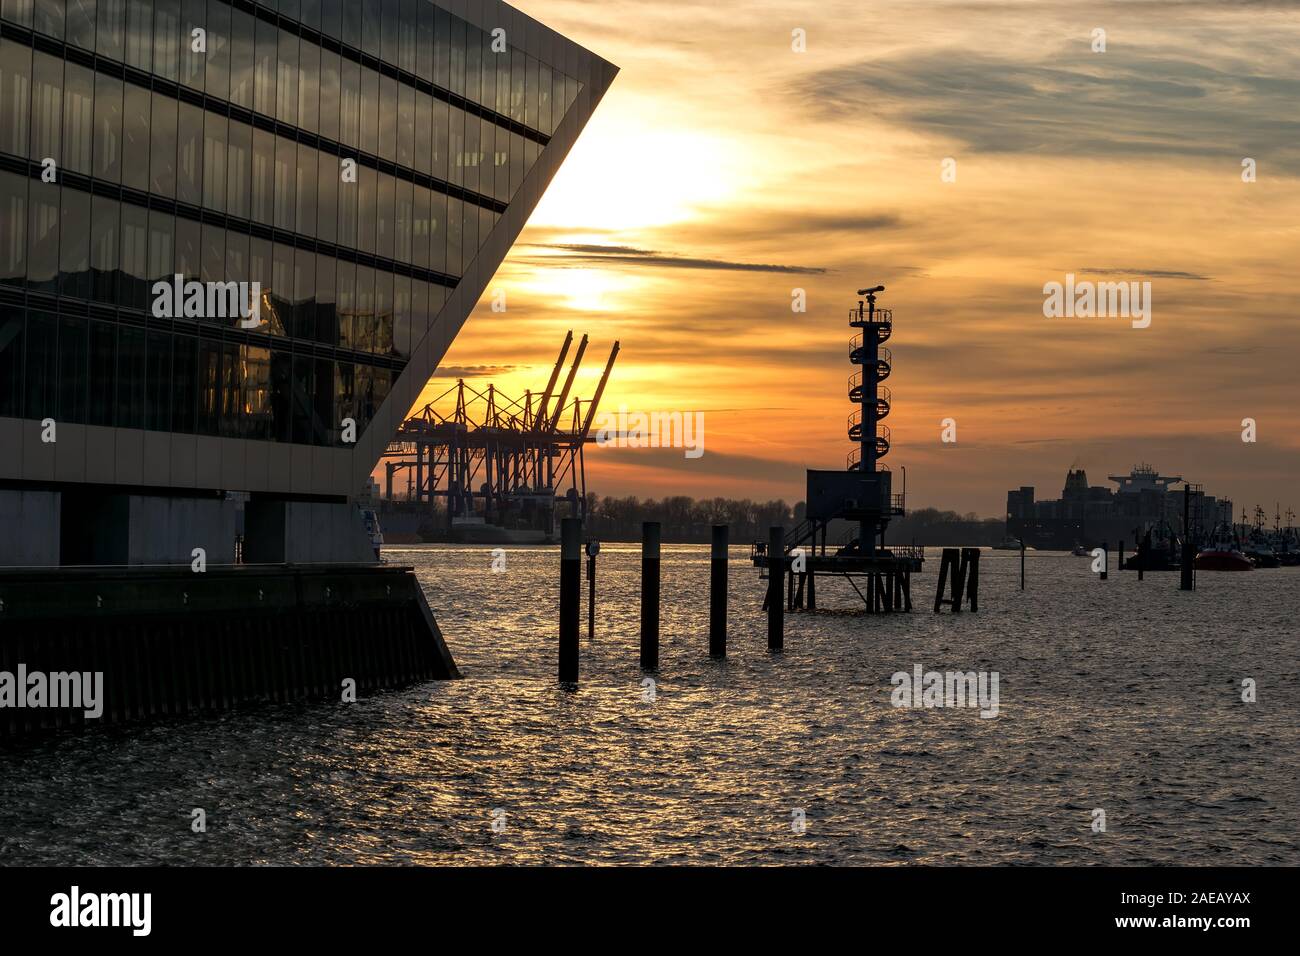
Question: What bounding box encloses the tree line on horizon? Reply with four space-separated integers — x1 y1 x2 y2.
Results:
583 494 1004 546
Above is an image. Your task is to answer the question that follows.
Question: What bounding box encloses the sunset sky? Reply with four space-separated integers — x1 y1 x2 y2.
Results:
417 0 1300 517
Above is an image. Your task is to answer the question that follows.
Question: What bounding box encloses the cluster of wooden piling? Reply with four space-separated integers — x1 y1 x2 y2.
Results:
557 519 781 684
933 547 980 613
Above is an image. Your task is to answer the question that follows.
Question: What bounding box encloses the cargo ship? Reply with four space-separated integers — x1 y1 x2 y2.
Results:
1006 464 1232 552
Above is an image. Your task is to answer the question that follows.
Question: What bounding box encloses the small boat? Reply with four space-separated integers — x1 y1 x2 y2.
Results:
1194 543 1252 572
1071 542 1089 556
993 536 1030 551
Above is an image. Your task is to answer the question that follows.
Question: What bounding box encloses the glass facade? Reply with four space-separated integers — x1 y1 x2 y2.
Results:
0 0 582 444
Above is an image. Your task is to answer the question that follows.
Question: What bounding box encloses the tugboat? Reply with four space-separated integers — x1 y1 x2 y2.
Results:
1195 534 1253 572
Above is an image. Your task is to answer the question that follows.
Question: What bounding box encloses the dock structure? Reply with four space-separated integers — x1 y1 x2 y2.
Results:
379 334 619 540
753 287 923 611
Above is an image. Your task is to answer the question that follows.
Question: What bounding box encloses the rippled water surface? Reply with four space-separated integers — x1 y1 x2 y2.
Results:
2 545 1296 865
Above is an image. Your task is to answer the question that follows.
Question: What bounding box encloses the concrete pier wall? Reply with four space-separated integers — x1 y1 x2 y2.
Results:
0 564 458 741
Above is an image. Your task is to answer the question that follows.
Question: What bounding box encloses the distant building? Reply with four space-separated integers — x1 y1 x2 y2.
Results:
1007 464 1232 551
0 0 615 565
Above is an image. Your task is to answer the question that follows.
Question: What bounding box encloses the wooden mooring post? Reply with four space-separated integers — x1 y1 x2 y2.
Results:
1118 539 1125 572
709 525 728 658
1019 536 1025 590
559 517 581 684
934 547 979 613
767 526 784 651
640 521 661 670
1100 541 1109 581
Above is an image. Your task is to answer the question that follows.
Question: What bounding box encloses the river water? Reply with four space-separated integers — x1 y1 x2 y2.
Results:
1 545 1296 865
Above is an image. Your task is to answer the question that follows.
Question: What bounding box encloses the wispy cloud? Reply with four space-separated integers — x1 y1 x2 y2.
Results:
523 243 828 274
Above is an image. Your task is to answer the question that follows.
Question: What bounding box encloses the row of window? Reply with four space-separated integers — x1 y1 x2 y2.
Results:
0 307 392 444
0 37 544 220
0 175 460 359
1 0 579 138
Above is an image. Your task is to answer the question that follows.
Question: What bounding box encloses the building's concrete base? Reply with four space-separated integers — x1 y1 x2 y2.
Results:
0 490 60 567
0 564 458 742
0 489 376 567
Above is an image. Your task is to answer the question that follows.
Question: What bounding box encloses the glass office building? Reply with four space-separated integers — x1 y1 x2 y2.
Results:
0 0 616 564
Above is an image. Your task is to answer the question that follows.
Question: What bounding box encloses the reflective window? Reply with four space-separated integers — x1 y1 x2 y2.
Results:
180 0 205 90
202 111 227 212
335 259 354 349
147 209 174 293
341 0 361 53
395 180 412 265
253 18 277 116
0 171 27 286
177 100 204 206
35 0 64 39
357 165 375 255
273 134 296 231
340 57 360 148
315 252 335 345
89 194 117 303
226 119 251 219
122 81 150 191
92 73 122 183
293 246 314 340
275 29 298 126
433 7 449 90
337 158 357 248
171 334 196 434
200 222 223 283
30 51 62 165
397 83 414 168
0 41 32 156
360 66 379 155
175 216 199 282
205 0 230 101
58 316 88 424
375 171 394 260
124 0 151 70
117 202 148 309
319 49 340 142
361 0 381 58
294 143 316 237
251 127 274 223
94 1 126 61
62 62 95 174
153 0 181 81
373 270 392 355
378 74 397 161
415 1 433 82
414 90 432 175
87 320 114 426
117 325 146 429
66 0 97 51
228 9 254 108
59 186 91 299
26 179 59 292
380 0 398 66
145 329 171 430
25 311 57 420
297 38 319 134
150 91 177 197
317 153 337 243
